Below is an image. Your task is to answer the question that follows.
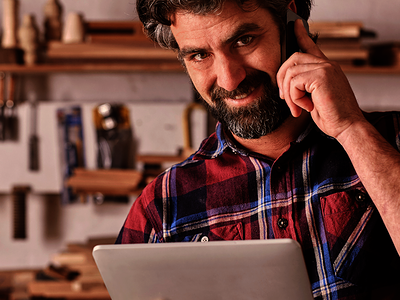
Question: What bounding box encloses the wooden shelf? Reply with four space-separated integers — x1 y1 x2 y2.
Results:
0 61 184 73
341 64 400 75
1 62 400 75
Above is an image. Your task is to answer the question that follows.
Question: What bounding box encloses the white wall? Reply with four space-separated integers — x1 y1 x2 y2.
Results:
1 0 400 270
311 0 400 42
311 0 400 111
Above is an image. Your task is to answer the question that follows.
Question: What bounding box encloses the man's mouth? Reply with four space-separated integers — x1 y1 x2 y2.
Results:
211 71 268 104
231 86 255 100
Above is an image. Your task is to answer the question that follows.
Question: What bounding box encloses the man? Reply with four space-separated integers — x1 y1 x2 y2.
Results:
117 0 400 298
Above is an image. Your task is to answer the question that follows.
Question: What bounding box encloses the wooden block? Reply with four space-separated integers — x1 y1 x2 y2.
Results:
85 21 150 43
0 272 13 287
46 41 177 60
309 21 363 39
12 272 35 290
0 48 24 64
66 168 142 195
28 280 111 299
319 47 369 61
10 290 29 300
71 280 105 292
51 252 87 266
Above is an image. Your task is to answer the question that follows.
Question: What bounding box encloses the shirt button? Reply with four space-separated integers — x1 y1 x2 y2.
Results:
355 191 367 203
277 218 289 229
201 236 209 242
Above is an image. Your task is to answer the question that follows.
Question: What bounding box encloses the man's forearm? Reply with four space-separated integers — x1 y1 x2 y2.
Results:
337 119 400 255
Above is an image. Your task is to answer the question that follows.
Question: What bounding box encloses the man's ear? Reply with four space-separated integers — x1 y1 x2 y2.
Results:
288 0 297 13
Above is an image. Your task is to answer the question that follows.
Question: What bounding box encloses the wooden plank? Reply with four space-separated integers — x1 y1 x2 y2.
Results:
28 281 110 299
0 62 184 73
66 169 142 195
341 64 400 74
47 41 177 60
51 252 88 266
309 21 363 38
320 47 369 61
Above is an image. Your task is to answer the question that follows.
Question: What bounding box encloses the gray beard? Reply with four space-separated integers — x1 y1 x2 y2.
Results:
201 71 291 139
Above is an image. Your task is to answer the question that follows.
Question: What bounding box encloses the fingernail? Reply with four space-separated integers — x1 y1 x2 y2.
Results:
279 88 283 99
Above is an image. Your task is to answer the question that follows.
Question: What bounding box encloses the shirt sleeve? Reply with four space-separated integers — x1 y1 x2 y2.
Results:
115 180 162 244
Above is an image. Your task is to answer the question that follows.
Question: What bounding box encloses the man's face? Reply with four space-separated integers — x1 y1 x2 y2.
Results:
171 1 290 139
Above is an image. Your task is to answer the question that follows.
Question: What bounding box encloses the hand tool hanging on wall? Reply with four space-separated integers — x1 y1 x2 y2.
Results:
92 103 134 204
182 102 207 158
0 72 5 141
57 106 85 204
93 103 134 170
28 93 39 171
12 185 31 240
4 74 18 141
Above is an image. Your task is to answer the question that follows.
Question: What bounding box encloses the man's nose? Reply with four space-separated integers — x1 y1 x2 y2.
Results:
215 54 246 92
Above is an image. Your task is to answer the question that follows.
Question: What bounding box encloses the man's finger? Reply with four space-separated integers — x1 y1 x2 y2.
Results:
295 19 327 59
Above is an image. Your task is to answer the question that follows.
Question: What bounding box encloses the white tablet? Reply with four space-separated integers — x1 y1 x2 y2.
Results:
93 239 313 300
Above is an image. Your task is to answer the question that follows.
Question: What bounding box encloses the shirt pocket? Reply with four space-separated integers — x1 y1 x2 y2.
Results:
320 188 374 283
172 222 244 242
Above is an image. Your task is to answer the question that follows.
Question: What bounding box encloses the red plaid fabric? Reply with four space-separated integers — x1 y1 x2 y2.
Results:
117 112 400 299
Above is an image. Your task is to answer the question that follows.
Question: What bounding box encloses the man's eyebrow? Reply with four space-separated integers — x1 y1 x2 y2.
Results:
179 46 206 60
224 23 263 45
178 23 263 59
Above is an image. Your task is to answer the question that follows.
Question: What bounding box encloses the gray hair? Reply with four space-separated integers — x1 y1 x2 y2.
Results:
136 0 313 50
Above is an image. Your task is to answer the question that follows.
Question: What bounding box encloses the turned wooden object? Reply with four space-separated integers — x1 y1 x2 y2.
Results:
18 14 39 65
44 0 63 41
1 0 19 48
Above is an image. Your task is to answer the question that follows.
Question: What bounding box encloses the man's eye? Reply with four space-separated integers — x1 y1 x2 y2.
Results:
192 53 209 62
236 36 253 47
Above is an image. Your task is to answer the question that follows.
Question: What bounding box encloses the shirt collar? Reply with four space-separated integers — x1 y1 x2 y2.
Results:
191 122 229 159
193 119 328 160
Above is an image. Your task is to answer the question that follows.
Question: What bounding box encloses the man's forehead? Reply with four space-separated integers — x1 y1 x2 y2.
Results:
170 8 236 30
170 1 273 40
169 0 261 24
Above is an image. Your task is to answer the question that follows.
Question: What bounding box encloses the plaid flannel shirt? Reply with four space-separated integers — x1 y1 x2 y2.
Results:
117 111 400 300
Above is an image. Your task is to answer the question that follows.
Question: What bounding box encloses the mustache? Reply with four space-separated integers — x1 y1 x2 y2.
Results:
210 71 273 103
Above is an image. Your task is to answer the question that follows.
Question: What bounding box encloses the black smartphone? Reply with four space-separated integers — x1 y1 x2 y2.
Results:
281 9 310 64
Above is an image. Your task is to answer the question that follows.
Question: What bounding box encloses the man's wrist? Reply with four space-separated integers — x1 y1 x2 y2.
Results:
335 118 375 150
